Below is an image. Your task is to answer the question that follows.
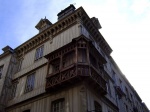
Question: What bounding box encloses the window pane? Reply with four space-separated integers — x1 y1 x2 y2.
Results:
90 54 97 68
78 49 87 63
17 59 22 72
23 109 30 112
63 51 74 68
25 73 35 93
10 83 17 99
52 99 65 112
35 46 44 60
94 101 102 112
0 65 3 79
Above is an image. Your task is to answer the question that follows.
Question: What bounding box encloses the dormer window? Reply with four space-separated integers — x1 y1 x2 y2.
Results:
35 17 52 33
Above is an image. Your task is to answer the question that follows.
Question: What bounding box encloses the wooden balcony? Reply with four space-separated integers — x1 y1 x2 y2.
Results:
46 63 107 95
45 35 108 95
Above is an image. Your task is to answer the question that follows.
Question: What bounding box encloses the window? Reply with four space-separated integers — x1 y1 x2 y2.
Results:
78 49 87 63
35 45 44 60
62 51 75 68
94 101 102 112
112 70 116 82
106 81 111 96
98 62 104 71
17 59 23 72
52 59 60 72
0 65 3 79
125 104 128 112
24 73 35 93
23 109 30 112
119 79 123 91
10 82 17 99
125 87 129 99
90 54 97 69
130 93 133 102
52 98 65 112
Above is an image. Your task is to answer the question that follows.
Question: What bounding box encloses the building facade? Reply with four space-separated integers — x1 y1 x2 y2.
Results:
0 5 149 112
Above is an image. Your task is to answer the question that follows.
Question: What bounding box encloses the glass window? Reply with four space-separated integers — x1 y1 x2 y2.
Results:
17 59 23 72
52 59 60 72
52 98 65 112
24 73 35 93
0 65 3 79
35 45 44 60
106 81 111 96
112 71 116 82
62 51 75 68
78 49 87 63
94 101 102 112
10 82 17 99
23 109 30 112
90 54 97 69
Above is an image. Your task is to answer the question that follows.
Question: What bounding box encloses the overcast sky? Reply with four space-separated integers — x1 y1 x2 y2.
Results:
0 0 150 109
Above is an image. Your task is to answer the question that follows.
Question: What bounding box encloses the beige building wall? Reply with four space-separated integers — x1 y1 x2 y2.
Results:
8 24 81 107
0 54 12 95
7 84 118 112
7 85 82 112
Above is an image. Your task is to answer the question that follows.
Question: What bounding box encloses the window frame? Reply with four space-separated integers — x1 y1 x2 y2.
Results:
94 101 102 112
0 65 4 79
17 58 23 72
106 81 112 97
78 49 87 63
23 109 30 112
51 98 65 112
35 45 44 61
10 82 18 99
24 73 35 93
62 51 75 68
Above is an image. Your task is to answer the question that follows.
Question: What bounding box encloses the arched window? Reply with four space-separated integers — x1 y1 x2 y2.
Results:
94 101 102 112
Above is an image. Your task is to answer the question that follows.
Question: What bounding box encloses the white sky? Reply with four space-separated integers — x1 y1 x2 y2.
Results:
0 0 150 109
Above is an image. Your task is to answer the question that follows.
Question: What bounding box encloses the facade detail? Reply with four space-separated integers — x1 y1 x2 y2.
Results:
0 4 149 112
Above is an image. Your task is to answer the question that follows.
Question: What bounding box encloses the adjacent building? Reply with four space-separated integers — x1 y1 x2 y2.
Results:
0 5 149 112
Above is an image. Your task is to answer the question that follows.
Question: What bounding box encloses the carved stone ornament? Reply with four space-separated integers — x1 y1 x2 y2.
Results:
49 35 53 44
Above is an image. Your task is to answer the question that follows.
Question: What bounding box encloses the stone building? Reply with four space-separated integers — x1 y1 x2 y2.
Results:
0 5 149 112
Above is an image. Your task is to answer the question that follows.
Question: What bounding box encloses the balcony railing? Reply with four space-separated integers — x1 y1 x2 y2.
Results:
46 63 107 95
46 65 77 91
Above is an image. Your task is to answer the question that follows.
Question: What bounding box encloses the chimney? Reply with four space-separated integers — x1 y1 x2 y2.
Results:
57 4 76 21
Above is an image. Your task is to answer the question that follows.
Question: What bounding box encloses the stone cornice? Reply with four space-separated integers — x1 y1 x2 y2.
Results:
0 50 13 59
15 7 83 57
14 6 112 58
79 8 113 56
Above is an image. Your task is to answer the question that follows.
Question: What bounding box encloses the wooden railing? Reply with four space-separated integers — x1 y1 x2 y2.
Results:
46 65 76 90
46 63 107 95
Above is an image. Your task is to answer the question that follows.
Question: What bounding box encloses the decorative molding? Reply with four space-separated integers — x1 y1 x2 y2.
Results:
49 35 53 44
14 6 112 58
15 7 82 58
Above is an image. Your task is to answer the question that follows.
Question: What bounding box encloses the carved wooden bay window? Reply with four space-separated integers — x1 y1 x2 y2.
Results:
62 51 75 68
51 58 60 73
89 53 98 69
45 35 108 95
78 49 87 63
